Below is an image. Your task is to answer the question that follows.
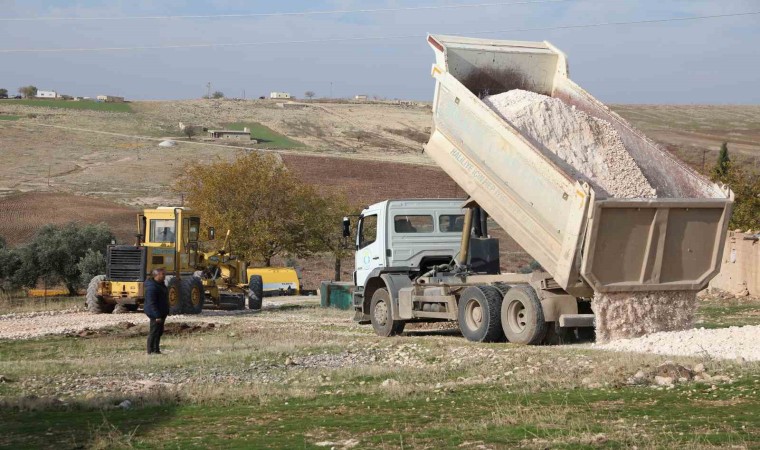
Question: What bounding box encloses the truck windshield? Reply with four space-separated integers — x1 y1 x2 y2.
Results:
439 215 465 232
394 215 434 233
150 219 176 243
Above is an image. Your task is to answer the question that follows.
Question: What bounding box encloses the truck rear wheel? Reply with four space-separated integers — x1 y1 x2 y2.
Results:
247 275 263 310
86 275 114 314
501 285 547 345
458 286 504 342
370 288 405 337
181 276 204 315
165 276 183 316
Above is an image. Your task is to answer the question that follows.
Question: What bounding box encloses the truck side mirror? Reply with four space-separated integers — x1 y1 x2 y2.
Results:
208 227 216 240
342 217 351 238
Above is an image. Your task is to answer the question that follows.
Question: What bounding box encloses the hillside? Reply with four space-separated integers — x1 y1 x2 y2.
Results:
1 98 756 285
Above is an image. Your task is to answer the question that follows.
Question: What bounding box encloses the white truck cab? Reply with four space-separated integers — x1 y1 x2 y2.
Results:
354 199 466 288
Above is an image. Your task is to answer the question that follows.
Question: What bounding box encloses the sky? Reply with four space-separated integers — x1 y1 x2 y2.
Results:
0 0 758 103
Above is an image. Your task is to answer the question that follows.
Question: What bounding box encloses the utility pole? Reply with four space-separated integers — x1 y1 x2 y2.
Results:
206 82 211 99
330 82 333 99
242 89 246 100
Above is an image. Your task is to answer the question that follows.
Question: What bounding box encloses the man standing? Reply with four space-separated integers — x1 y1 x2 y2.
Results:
144 268 169 354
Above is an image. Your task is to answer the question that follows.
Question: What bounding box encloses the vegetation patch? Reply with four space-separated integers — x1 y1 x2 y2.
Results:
225 122 304 148
0 115 21 121
0 99 132 113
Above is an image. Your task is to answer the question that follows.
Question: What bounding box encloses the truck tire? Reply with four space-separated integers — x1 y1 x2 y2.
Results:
247 275 263 310
370 288 405 337
165 276 183 316
501 285 547 345
457 286 504 342
181 276 204 315
86 275 114 314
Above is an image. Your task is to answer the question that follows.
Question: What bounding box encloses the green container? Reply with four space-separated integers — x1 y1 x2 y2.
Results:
320 281 354 310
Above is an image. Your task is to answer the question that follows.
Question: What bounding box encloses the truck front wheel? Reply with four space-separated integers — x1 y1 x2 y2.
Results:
458 286 504 342
370 288 405 337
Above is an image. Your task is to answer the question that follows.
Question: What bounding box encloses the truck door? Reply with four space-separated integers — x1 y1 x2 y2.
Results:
355 211 384 287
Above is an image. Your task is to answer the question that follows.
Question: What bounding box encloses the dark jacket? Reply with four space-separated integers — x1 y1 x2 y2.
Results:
144 277 169 319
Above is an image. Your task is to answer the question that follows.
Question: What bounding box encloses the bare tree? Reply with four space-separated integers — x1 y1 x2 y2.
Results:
305 91 316 99
212 91 225 99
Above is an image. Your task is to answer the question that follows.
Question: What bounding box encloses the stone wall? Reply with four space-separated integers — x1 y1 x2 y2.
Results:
709 231 760 297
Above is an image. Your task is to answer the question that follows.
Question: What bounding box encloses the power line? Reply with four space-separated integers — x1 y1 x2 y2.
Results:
0 0 574 22
1 11 757 54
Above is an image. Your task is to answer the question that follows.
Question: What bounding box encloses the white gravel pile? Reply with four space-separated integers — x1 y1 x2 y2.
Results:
592 291 698 343
593 325 760 361
484 90 656 198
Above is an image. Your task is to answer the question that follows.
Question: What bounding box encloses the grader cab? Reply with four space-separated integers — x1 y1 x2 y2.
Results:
86 207 264 315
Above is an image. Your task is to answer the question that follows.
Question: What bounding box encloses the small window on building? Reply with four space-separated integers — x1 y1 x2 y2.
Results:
439 215 465 233
150 219 176 243
394 215 434 233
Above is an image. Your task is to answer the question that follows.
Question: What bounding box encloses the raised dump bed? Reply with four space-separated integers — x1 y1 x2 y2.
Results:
425 35 733 296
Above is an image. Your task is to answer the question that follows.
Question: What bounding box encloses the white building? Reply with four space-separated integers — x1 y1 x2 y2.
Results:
36 90 58 99
354 95 368 101
97 95 125 103
270 92 291 99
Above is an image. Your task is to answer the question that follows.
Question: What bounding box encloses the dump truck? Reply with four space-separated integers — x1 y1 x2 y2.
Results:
86 207 297 314
348 35 733 344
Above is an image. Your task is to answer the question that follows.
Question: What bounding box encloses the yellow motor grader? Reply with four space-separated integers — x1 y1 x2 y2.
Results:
86 207 276 315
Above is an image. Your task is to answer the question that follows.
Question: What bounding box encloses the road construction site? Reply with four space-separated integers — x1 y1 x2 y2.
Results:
1 33 759 448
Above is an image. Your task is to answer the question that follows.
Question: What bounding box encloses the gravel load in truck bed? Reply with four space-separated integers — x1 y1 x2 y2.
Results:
484 90 656 199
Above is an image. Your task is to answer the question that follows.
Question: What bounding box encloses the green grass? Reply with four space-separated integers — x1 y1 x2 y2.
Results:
0 115 20 121
2 378 758 449
225 122 304 149
696 297 760 329
0 99 132 113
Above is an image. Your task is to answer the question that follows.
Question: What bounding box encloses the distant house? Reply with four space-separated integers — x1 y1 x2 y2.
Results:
96 95 125 103
354 95 368 101
270 92 291 99
208 129 252 141
36 90 58 99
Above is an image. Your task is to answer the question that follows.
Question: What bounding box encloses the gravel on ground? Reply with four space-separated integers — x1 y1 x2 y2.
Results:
592 325 760 361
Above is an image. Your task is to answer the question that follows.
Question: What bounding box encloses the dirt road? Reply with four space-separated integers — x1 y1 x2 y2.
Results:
0 297 318 340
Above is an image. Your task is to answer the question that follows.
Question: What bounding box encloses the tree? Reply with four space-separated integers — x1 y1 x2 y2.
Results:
77 249 106 287
175 152 349 266
18 85 37 99
212 91 225 99
712 142 731 181
305 91 316 99
24 223 113 294
183 126 197 140
723 164 760 230
0 88 8 98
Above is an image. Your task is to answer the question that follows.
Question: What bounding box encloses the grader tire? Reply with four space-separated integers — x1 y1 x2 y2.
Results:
165 276 183 316
247 275 263 310
457 286 504 343
86 275 114 314
181 276 205 315
501 285 547 345
370 288 405 337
